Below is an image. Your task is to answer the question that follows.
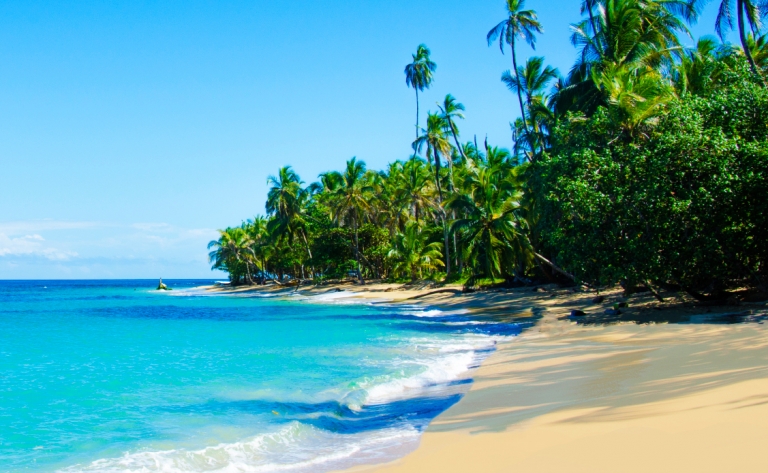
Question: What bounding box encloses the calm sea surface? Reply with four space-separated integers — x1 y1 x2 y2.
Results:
0 280 525 473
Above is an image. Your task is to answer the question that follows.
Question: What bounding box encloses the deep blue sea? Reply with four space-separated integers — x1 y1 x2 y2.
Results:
0 280 525 473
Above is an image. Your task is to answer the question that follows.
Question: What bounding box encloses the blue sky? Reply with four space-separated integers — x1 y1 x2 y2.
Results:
0 0 732 279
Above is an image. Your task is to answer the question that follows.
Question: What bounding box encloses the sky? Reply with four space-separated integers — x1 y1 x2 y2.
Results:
0 0 732 279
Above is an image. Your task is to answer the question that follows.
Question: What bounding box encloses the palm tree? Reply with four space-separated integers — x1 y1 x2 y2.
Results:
392 156 436 224
501 56 559 157
413 113 453 199
208 227 255 285
487 0 543 146
558 0 701 116
592 63 675 135
266 166 312 263
673 36 723 95
245 216 272 284
413 113 454 276
746 31 768 69
448 160 531 282
322 157 372 284
715 0 767 83
388 221 444 281
405 44 437 139
437 95 467 160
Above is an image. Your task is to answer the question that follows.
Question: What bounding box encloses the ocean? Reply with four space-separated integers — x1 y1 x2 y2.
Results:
0 280 526 473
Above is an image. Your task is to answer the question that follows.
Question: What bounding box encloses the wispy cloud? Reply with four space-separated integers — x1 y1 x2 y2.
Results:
0 233 78 261
0 220 102 234
0 219 221 278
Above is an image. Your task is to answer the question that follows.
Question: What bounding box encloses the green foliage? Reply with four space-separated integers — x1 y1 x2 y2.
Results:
534 63 768 295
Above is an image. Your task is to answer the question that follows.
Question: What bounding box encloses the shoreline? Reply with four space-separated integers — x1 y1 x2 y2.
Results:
202 281 768 472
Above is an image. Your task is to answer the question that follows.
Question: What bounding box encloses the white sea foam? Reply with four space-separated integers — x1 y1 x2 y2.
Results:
60 422 420 473
348 334 497 408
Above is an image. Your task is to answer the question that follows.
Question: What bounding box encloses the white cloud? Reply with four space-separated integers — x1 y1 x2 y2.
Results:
0 220 222 278
0 233 78 261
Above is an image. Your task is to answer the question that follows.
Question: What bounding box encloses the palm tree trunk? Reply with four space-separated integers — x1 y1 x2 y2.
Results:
738 0 767 86
511 36 534 159
442 210 451 278
416 88 420 139
587 3 600 54
431 146 451 278
449 121 466 160
354 211 365 285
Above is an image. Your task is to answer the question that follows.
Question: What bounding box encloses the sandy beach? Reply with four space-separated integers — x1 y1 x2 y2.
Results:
207 281 768 472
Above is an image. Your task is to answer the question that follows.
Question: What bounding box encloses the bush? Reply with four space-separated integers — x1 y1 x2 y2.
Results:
533 66 768 297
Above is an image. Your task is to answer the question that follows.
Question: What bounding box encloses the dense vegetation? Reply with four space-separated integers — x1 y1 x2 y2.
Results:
209 0 768 299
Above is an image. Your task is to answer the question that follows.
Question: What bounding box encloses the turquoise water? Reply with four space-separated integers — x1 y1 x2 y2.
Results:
0 280 524 473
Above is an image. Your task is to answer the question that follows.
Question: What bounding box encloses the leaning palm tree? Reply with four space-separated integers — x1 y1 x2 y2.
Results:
487 0 543 145
322 157 372 284
715 0 768 83
405 44 437 139
208 227 255 285
388 221 445 281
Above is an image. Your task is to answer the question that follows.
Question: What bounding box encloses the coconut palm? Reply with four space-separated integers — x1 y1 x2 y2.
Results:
405 44 437 139
245 216 272 284
714 0 768 82
747 31 768 68
673 36 723 95
501 56 559 157
448 162 531 282
559 0 699 116
413 113 453 199
388 221 445 281
487 0 543 145
208 227 255 285
437 95 467 161
392 156 436 224
413 113 455 276
592 63 675 135
266 166 312 261
322 157 373 284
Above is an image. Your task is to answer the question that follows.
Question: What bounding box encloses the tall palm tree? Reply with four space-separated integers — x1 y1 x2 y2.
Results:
413 113 454 276
405 44 437 139
322 157 372 284
388 221 445 281
487 0 543 146
715 0 768 82
437 95 467 160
